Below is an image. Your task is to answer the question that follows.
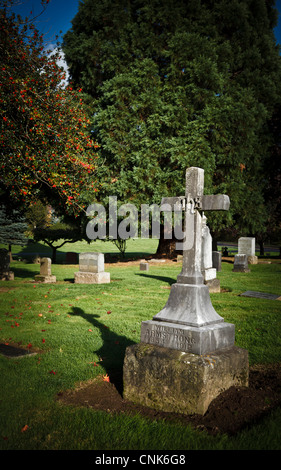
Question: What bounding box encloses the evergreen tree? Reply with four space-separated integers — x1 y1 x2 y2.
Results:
0 204 28 260
63 0 281 249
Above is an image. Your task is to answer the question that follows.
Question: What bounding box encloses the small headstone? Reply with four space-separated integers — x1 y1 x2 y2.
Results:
74 253 110 284
35 257 56 283
238 237 258 264
232 254 250 273
212 251 222 271
0 249 14 281
140 260 149 271
65 252 78 264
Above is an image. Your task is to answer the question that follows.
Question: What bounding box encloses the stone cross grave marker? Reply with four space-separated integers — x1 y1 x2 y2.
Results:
124 167 249 415
141 166 234 354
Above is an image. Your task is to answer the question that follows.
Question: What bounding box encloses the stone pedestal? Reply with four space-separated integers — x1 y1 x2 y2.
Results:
248 255 258 265
35 257 56 283
123 343 249 415
74 271 110 284
74 252 110 284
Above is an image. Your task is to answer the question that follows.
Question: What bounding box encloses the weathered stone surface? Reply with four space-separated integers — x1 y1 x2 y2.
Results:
232 254 250 272
248 255 258 265
241 291 281 300
35 257 56 283
238 237 255 257
204 267 217 281
201 194 230 211
123 343 249 415
141 319 235 355
79 252 104 273
40 257 52 276
74 271 110 284
205 277 220 293
212 251 222 271
153 283 224 327
140 261 149 271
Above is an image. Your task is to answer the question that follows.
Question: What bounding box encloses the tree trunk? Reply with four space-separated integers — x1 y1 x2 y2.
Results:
8 244 13 262
259 241 264 256
156 224 180 258
52 246 57 264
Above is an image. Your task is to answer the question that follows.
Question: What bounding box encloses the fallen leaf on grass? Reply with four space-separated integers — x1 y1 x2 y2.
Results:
103 374 110 382
49 370 56 375
107 310 112 314
21 425 29 432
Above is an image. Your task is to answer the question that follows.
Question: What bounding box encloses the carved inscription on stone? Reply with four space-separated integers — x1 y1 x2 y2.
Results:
141 323 196 352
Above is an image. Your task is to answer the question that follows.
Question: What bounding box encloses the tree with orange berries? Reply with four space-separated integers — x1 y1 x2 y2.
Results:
0 0 99 217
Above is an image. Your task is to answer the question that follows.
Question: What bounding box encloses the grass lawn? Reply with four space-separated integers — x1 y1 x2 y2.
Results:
0 238 281 451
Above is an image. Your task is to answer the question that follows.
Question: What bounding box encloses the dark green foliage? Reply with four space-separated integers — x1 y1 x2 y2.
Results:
0 204 28 254
33 222 84 263
63 0 281 241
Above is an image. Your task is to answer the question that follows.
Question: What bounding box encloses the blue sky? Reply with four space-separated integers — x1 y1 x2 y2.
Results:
8 0 281 46
9 0 80 45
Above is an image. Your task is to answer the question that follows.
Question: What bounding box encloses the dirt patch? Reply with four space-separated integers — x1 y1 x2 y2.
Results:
57 363 281 436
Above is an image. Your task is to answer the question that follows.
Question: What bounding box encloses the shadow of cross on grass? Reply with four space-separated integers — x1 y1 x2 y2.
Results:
68 307 136 395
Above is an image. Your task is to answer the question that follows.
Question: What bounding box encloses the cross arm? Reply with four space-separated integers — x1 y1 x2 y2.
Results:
161 194 230 211
201 194 230 211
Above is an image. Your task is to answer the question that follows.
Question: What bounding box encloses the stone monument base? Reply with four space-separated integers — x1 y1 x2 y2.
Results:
123 343 249 415
248 255 258 265
34 275 56 283
141 319 235 355
74 271 110 284
205 278 220 293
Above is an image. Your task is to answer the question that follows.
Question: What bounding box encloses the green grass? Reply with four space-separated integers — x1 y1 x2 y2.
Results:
0 240 281 450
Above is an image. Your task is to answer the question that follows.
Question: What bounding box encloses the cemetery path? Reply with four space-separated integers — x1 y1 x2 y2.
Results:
58 363 281 436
